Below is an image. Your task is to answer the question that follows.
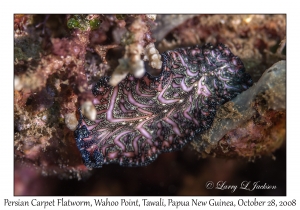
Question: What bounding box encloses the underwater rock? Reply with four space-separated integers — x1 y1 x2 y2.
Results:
192 60 286 158
152 15 195 42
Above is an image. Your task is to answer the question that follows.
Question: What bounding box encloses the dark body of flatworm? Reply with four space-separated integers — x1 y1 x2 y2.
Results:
74 43 253 168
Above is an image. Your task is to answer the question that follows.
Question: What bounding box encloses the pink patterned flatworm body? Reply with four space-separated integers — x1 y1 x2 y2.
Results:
74 43 253 168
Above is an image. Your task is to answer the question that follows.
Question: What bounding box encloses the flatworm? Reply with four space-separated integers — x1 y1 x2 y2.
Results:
74 43 253 168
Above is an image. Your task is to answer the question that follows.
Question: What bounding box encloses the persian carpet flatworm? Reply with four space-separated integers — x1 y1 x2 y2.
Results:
74 43 253 168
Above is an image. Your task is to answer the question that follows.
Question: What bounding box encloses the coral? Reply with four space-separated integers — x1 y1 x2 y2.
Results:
81 101 97 121
109 16 157 86
74 43 252 168
192 60 286 158
144 43 162 69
